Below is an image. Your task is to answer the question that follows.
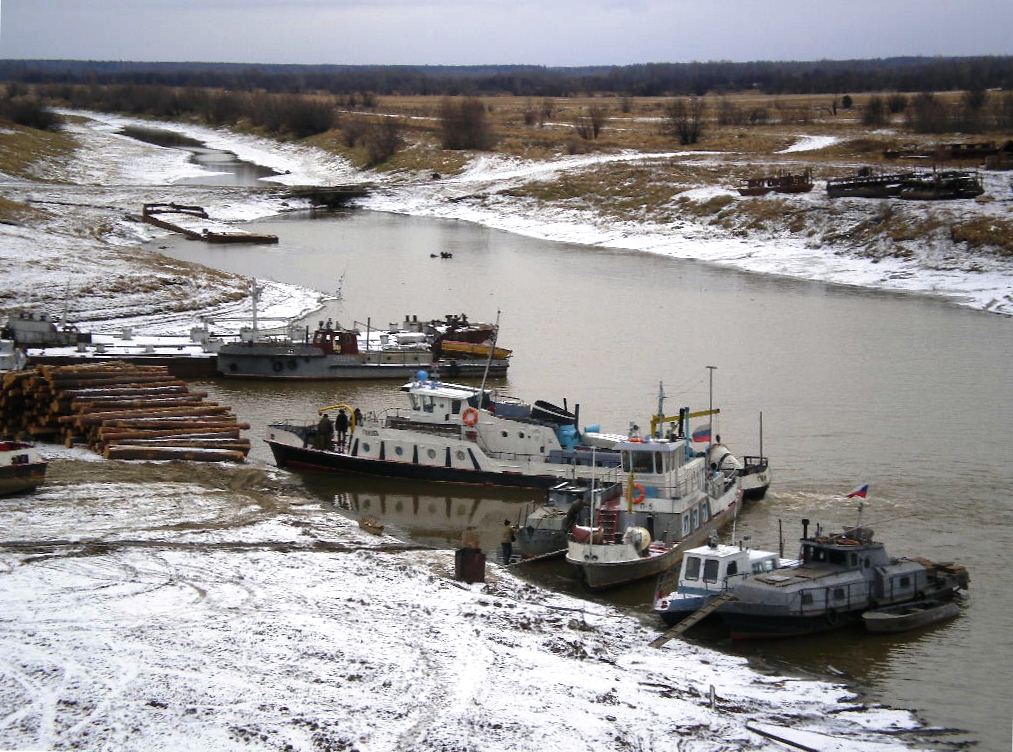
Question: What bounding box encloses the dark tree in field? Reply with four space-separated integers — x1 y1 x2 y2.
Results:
362 118 402 166
841 94 853 109
907 92 950 133
574 104 607 140
887 93 908 113
0 93 61 131
439 96 494 150
663 97 705 145
862 95 887 126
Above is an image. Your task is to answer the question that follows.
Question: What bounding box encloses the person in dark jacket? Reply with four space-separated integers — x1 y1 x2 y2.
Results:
316 412 333 450
335 408 350 449
501 519 516 564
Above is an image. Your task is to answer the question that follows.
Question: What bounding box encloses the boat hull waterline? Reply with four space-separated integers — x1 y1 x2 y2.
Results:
267 439 586 490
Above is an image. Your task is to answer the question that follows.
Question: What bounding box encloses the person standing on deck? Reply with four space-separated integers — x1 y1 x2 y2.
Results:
501 519 516 564
316 412 333 450
335 408 350 449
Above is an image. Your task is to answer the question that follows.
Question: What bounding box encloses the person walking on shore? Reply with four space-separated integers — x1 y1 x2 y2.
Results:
500 519 516 564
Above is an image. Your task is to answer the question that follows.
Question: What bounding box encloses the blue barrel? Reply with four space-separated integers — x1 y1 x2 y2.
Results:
557 424 579 449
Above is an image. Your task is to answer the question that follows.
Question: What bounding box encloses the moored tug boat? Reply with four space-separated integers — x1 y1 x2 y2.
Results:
564 434 742 590
0 441 47 496
653 536 795 626
718 519 969 640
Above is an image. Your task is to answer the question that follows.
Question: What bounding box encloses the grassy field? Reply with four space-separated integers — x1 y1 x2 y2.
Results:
0 120 78 180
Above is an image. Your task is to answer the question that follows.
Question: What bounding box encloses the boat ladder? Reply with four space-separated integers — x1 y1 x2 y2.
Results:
597 508 619 542
650 591 737 649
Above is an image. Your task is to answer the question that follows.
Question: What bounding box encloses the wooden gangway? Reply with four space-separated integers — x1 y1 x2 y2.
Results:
649 591 737 648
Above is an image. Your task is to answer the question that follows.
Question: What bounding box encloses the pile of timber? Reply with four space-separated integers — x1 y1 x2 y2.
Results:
0 362 250 463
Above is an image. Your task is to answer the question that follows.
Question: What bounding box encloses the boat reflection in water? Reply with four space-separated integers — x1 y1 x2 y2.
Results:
299 473 538 555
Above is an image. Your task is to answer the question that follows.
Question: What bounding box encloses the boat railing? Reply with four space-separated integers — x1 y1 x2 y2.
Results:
788 581 868 615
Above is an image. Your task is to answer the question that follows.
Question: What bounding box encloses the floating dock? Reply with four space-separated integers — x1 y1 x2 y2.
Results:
141 203 279 244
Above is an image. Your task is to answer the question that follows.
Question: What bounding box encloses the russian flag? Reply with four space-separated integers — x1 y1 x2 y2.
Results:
846 483 869 499
691 424 711 443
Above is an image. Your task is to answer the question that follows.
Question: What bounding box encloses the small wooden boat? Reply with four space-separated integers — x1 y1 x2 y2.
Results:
862 599 960 633
438 340 512 360
0 440 47 496
358 516 385 535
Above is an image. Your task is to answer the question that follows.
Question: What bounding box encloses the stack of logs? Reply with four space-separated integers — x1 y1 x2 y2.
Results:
0 362 250 462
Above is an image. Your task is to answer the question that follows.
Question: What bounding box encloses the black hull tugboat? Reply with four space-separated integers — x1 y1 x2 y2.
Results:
718 519 969 640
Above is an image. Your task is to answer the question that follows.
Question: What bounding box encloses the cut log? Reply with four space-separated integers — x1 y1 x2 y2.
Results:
69 397 211 411
63 406 232 426
106 439 251 450
97 428 242 441
58 386 199 399
101 419 248 430
103 446 246 462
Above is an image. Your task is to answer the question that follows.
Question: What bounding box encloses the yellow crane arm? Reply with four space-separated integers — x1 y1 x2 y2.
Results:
650 408 720 438
318 402 358 430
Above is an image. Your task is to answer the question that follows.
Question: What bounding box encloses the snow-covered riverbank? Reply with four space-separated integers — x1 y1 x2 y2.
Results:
0 461 927 751
2 110 1011 330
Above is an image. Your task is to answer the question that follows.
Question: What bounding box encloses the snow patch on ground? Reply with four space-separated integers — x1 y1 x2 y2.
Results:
777 135 842 153
57 109 362 188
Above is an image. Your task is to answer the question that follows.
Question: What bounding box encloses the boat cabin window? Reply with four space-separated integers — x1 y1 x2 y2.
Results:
801 592 813 605
622 450 657 474
899 576 911 588
849 553 858 567
422 396 435 413
703 559 720 583
409 394 419 410
827 549 848 566
833 587 846 601
726 561 738 577
684 556 701 580
452 399 461 413
655 453 664 474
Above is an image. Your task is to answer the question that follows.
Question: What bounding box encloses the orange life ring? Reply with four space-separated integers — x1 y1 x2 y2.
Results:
461 407 480 427
631 483 647 504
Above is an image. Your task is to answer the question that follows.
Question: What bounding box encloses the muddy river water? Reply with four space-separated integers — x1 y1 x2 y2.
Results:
141 205 1013 749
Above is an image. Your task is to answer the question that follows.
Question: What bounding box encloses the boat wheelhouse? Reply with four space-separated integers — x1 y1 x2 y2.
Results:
565 436 741 590
653 539 792 626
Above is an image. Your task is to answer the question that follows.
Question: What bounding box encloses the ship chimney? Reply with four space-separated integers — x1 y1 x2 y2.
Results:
801 518 810 539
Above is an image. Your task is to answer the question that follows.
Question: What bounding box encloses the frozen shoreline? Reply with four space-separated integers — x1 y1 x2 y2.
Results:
0 112 970 749
3 110 1011 331
0 464 929 751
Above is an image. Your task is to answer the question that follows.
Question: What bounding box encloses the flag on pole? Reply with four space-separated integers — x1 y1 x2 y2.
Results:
691 424 711 443
846 483 869 499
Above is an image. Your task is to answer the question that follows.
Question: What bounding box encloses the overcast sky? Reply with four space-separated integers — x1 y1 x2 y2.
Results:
2 0 1011 67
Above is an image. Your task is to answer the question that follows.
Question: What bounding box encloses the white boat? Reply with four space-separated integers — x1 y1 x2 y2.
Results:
267 373 623 489
564 436 742 590
653 538 795 626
